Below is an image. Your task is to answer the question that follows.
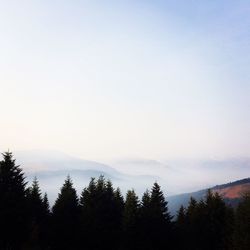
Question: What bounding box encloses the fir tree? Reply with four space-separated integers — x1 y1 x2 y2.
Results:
40 192 51 249
175 205 187 250
150 182 172 222
42 193 50 216
114 187 125 216
148 182 172 249
122 189 140 250
203 190 229 250
185 197 199 250
234 192 250 250
138 190 152 250
186 197 197 219
80 176 123 250
177 205 186 225
123 189 140 230
52 176 80 250
26 177 49 249
27 177 43 219
141 189 151 217
0 151 28 249
114 187 125 232
104 180 123 249
185 191 233 250
80 177 97 249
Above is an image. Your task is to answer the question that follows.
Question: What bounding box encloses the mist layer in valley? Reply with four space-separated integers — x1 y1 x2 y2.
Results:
13 150 250 207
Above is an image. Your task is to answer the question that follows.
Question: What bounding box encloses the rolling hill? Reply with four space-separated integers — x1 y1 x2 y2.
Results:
168 178 250 215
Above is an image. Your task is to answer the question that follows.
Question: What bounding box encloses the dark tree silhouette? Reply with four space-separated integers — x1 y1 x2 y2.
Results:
52 176 80 250
80 177 97 249
0 152 249 250
113 187 125 245
0 151 28 250
183 191 234 250
41 192 51 249
122 189 140 250
148 182 172 249
80 176 124 250
176 205 186 225
203 191 232 250
175 205 187 250
42 193 50 216
105 181 124 249
234 192 250 250
26 177 50 249
138 190 152 250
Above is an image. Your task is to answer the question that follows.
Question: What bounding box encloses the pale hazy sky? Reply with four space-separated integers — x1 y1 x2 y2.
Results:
0 0 249 161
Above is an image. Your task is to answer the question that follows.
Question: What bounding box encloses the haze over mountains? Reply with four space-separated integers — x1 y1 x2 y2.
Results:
13 150 250 208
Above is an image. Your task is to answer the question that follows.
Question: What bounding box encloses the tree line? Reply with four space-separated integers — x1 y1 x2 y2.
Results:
0 152 249 250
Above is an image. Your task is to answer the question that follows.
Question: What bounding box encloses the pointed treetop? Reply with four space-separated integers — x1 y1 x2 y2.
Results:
53 175 79 214
150 182 171 221
97 175 105 191
42 193 50 213
177 205 186 225
141 189 151 207
0 151 27 190
114 187 124 204
31 177 41 195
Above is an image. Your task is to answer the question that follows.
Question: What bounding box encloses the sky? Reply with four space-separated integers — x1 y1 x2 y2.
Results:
0 0 249 162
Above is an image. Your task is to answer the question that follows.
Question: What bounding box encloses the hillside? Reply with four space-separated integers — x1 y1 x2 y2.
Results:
168 178 250 215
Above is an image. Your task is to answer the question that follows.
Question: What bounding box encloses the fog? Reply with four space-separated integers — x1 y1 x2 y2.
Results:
13 150 250 205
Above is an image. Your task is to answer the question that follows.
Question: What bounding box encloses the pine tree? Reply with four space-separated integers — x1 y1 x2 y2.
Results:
175 205 187 250
185 190 233 250
186 197 197 219
80 176 123 250
114 187 125 233
150 182 172 222
96 177 116 249
203 190 229 250
177 205 186 225
114 187 125 216
141 189 151 217
224 205 235 250
80 177 97 250
26 177 49 249
0 151 28 249
234 192 250 250
42 193 50 216
123 189 140 230
138 190 152 250
148 182 172 249
27 177 43 219
122 189 140 250
52 176 80 250
104 180 123 249
40 192 51 249
185 197 199 250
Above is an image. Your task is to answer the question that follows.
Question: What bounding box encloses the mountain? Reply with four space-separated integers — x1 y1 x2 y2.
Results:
113 157 250 194
168 178 250 215
10 150 250 208
15 150 118 174
14 150 162 203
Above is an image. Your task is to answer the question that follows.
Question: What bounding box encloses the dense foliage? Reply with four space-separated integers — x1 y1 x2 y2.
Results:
0 152 249 250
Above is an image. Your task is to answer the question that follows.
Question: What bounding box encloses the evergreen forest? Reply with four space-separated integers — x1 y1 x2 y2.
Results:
0 152 250 250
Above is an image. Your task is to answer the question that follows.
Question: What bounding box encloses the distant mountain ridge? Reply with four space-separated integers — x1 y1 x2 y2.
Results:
213 178 250 190
10 150 250 210
168 178 250 215
16 150 162 203
213 178 250 199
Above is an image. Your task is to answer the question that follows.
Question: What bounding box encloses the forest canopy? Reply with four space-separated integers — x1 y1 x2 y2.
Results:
0 152 249 250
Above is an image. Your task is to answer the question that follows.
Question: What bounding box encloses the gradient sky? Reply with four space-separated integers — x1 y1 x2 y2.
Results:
0 0 249 161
